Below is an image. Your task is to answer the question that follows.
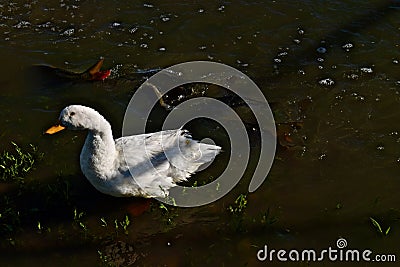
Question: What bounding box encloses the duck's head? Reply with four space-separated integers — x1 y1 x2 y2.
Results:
46 105 104 134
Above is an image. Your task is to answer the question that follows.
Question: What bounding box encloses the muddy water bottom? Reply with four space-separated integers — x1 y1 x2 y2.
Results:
1 0 400 266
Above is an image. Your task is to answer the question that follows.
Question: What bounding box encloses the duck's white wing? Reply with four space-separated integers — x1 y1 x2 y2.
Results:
152 129 221 182
116 129 221 188
114 132 173 197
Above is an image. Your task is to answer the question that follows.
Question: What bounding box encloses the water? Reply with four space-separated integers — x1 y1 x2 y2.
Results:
1 0 400 266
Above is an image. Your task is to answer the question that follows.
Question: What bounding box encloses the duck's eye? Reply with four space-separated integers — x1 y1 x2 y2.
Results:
70 112 76 116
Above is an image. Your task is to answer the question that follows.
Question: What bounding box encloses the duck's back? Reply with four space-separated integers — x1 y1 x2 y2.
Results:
114 129 221 196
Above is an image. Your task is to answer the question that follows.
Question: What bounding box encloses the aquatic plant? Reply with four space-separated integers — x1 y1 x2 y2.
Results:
73 208 89 238
228 194 248 214
228 194 248 232
370 217 390 236
159 203 171 213
0 142 41 183
100 217 108 227
259 207 278 227
159 203 178 228
115 215 130 235
97 250 112 267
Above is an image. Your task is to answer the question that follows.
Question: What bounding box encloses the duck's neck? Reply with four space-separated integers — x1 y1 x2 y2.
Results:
80 119 117 179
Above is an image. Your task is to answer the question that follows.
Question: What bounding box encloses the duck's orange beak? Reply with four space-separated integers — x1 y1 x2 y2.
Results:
45 124 66 134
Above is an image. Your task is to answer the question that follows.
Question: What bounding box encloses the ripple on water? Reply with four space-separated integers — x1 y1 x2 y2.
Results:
342 43 354 51
318 78 335 86
111 22 122 28
360 67 373 73
13 21 31 29
160 15 171 22
350 92 365 101
317 47 327 54
60 28 74 36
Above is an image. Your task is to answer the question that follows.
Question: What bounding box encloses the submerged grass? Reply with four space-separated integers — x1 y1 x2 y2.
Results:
0 142 42 183
0 141 142 264
370 217 391 236
228 194 248 232
259 207 278 227
228 194 248 214
158 203 178 228
114 215 131 235
0 142 42 238
227 194 278 233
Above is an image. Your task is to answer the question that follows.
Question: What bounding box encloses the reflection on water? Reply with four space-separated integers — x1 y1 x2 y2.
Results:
1 0 400 266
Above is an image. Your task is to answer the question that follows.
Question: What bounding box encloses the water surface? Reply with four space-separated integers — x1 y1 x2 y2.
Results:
0 0 399 266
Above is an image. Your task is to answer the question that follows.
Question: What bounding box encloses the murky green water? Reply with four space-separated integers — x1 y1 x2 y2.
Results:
1 0 399 266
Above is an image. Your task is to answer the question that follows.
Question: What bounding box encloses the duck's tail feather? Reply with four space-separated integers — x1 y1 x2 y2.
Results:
168 130 221 183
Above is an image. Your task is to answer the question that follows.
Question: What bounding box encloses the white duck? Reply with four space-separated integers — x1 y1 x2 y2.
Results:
46 105 221 198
